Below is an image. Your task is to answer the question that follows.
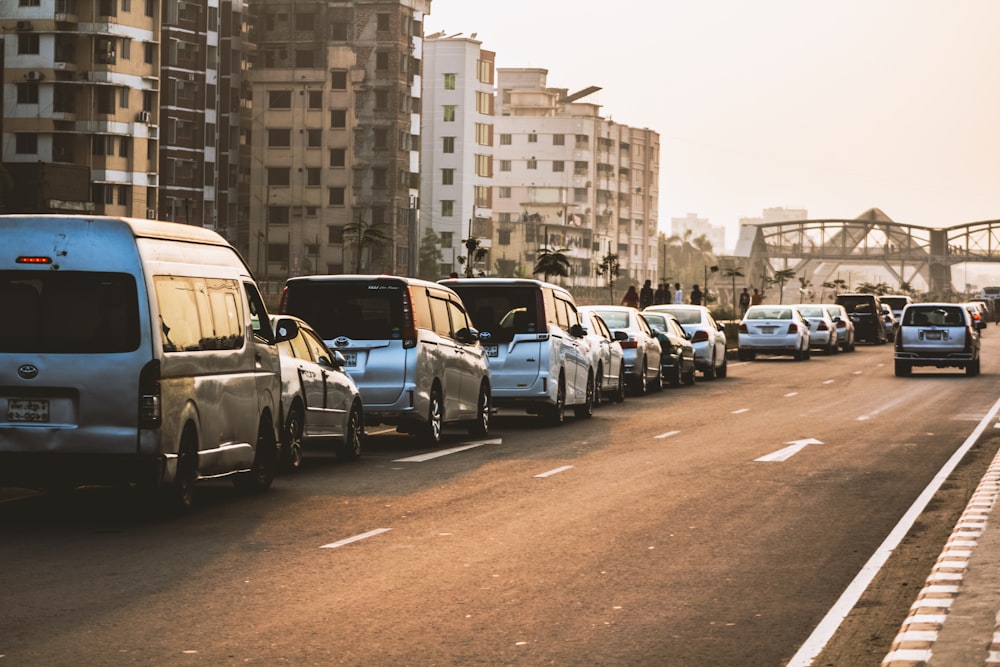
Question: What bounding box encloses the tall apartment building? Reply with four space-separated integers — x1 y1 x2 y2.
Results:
420 33 495 278
492 68 659 287
248 0 428 287
1 0 161 216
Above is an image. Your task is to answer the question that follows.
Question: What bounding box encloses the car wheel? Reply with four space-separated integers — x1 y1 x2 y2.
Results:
573 372 594 419
793 348 804 361
234 417 278 493
682 365 697 386
669 362 682 387
716 354 728 378
614 369 626 403
738 349 751 361
545 374 566 425
468 384 491 436
633 358 649 396
422 385 444 445
966 359 981 377
703 354 717 380
594 363 605 405
895 360 912 377
336 402 364 460
162 429 198 514
281 406 304 471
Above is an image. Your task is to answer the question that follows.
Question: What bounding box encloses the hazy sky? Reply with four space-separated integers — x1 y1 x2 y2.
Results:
424 1 1000 248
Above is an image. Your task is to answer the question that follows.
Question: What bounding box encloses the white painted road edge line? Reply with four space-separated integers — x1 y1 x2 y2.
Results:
535 465 574 478
393 439 501 462
786 393 1000 667
654 430 680 439
320 528 392 549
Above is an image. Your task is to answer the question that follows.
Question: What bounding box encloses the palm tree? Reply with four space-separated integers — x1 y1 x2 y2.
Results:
771 268 796 304
721 266 744 317
344 218 390 273
832 278 848 295
821 281 837 302
533 247 570 282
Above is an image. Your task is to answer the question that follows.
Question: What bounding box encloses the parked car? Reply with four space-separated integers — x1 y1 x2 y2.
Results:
880 303 898 340
441 278 593 424
0 215 299 512
641 311 698 386
963 301 989 332
738 305 811 360
579 309 627 405
279 275 492 444
579 306 663 395
643 304 728 379
792 304 839 355
270 315 365 469
880 294 912 321
894 303 980 376
835 293 888 344
823 303 856 352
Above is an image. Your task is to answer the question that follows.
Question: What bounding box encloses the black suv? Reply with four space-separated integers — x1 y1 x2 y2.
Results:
835 293 888 344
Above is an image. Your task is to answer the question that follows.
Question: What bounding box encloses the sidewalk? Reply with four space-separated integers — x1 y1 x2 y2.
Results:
882 444 1000 666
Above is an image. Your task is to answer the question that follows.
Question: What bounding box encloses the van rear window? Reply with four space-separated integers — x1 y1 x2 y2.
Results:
281 281 405 340
450 286 541 343
0 271 140 353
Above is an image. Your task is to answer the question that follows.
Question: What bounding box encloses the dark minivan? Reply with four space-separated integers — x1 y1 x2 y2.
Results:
834 293 888 344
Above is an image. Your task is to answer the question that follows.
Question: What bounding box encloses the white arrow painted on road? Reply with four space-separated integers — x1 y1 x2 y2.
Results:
755 438 823 462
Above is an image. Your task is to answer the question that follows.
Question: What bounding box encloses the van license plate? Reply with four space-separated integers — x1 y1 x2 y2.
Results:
342 352 357 367
924 330 942 340
485 345 499 357
8 399 49 423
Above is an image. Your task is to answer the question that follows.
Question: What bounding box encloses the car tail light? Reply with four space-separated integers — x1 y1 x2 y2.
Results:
786 323 799 334
691 330 709 343
138 360 161 429
738 323 748 333
817 321 829 331
619 339 638 349
836 320 846 329
401 286 417 349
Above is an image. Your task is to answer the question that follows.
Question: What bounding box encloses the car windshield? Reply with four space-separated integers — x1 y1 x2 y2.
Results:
746 307 792 320
796 306 825 318
592 310 630 329
451 286 542 344
642 313 667 331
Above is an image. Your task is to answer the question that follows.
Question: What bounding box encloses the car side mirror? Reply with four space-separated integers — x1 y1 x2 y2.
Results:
272 318 299 344
455 327 479 344
569 323 586 338
613 330 628 342
326 351 347 369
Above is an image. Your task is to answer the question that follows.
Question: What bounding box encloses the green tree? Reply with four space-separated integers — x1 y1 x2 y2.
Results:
596 251 621 303
533 247 570 281
722 266 745 315
344 218 390 273
417 227 443 280
771 268 796 304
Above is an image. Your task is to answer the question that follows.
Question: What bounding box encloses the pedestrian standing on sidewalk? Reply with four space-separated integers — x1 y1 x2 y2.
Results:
639 279 654 309
673 283 684 304
690 284 703 306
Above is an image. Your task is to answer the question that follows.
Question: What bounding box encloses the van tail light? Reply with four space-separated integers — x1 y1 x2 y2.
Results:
786 323 799 334
691 330 709 343
138 360 161 429
619 339 638 349
401 287 417 349
277 285 289 313
738 323 748 333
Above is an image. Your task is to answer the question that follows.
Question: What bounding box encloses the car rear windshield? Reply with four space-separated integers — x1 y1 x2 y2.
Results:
881 297 909 310
902 307 965 327
281 280 404 341
0 271 140 353
450 286 542 344
836 296 876 314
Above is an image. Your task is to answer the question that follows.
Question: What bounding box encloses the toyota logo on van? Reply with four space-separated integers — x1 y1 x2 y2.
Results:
17 364 39 380
333 337 351 347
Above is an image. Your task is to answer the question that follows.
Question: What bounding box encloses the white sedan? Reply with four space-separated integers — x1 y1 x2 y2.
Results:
579 309 626 405
738 305 811 361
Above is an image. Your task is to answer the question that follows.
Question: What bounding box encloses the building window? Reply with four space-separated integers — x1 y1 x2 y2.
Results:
574 161 589 176
498 229 511 246
499 134 512 145
477 59 492 84
499 159 511 172
329 148 345 167
16 82 39 104
442 137 455 153
526 158 537 170
267 167 291 186
374 90 389 110
330 109 347 128
375 51 390 72
440 231 453 247
553 161 564 172
373 128 389 150
17 34 39 55
269 90 292 109
331 69 347 90
444 73 456 90
441 168 454 185
308 91 323 109
475 154 491 177
441 200 454 217
372 168 387 189
553 134 565 146
474 185 490 208
499 187 511 199
377 13 390 31
528 133 537 143
331 22 348 40
15 133 38 154
328 187 345 206
118 184 131 205
267 129 291 147
307 129 322 147
475 123 491 146
574 188 588 203
306 168 321 186
575 134 589 148
144 42 155 64
443 105 456 122
476 91 492 114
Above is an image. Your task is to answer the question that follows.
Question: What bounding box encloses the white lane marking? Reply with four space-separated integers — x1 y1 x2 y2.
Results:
787 394 1000 667
853 371 862 375
856 395 909 422
654 430 680 439
393 439 501 462
732 408 750 414
755 438 823 463
785 392 799 397
535 465 574 478
823 380 835 385
320 528 391 549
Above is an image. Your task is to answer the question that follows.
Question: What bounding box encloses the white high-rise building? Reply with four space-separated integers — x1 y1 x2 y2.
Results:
421 34 495 277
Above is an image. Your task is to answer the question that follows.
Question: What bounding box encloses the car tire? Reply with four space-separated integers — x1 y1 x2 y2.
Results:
669 362 682 387
594 363 605 406
545 374 566 425
966 359 981 377
336 403 364 460
613 370 626 403
633 358 649 396
281 406 304 471
703 354 717 380
682 365 697 386
716 354 728 378
468 384 491 436
161 429 198 514
573 373 594 419
234 417 278 493
421 385 444 445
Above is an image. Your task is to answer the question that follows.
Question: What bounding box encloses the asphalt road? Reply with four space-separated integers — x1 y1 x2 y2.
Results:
2 336 999 666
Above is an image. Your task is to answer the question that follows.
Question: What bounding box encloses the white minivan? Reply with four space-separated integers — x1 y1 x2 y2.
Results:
440 278 594 424
0 215 298 511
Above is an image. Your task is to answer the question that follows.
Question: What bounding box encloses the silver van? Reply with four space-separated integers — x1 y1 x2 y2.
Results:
439 278 594 424
0 215 298 511
278 275 492 444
